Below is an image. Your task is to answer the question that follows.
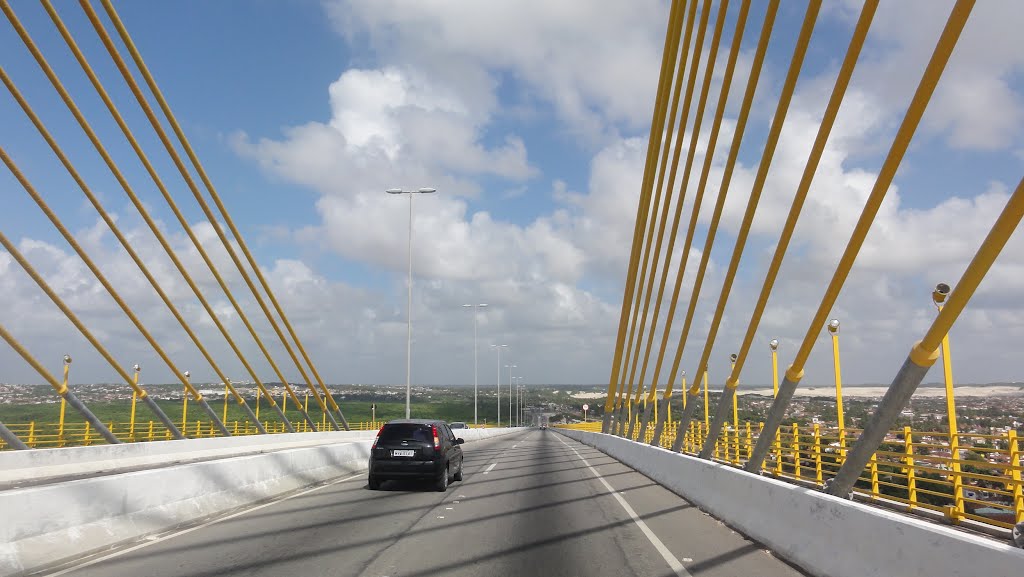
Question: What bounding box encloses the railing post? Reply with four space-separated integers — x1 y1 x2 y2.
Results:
870 450 880 499
745 422 753 462
770 422 778 475
233 420 239 435
1008 430 1022 525
147 420 154 442
83 421 91 446
57 397 66 447
792 423 801 480
814 423 822 484
904 426 917 509
27 421 36 448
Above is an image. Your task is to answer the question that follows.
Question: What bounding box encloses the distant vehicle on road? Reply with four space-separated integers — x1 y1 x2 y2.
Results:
368 419 465 492
449 421 469 429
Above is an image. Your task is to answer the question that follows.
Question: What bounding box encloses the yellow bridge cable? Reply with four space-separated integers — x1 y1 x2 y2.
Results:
0 58 270 435
641 0 731 418
0 219 183 440
0 321 120 444
97 0 349 428
5 0 318 432
2 0 286 432
36 0 292 432
634 0 714 409
616 0 723 435
662 0 779 447
724 0 878 391
690 0 821 455
917 176 1023 359
745 0 975 472
602 0 686 424
689 0 804 393
788 0 974 382
0 141 229 436
676 0 774 396
827 174 1023 496
612 0 687 418
618 0 699 417
661 0 754 395
83 0 338 429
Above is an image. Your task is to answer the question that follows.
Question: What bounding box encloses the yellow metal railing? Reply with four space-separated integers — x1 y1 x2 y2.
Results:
0 420 391 448
557 420 1023 532
0 418 499 449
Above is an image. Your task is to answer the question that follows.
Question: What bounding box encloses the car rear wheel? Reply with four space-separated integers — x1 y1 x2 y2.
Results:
452 461 463 482
435 465 449 492
368 475 381 490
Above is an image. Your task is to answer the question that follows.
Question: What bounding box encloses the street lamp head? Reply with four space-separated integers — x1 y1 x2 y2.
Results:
730 353 738 363
183 371 190 379
63 354 72 365
681 370 686 378
133 364 140 372
769 339 779 351
385 188 403 194
418 187 437 194
932 282 950 305
827 319 840 334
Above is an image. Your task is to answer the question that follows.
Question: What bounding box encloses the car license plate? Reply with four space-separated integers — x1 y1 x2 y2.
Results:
392 449 415 457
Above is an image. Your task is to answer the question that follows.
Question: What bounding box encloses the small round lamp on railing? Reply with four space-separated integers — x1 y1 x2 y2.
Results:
932 282 951 308
63 354 72 365
827 318 840 334
769 339 779 351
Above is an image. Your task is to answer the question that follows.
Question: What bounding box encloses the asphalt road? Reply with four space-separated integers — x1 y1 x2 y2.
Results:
43 429 808 577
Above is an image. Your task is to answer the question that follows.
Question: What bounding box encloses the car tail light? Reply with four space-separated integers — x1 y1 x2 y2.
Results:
431 425 441 451
372 425 384 449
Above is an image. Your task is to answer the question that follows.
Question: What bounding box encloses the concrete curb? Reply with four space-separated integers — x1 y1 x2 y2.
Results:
0 427 519 576
556 428 1024 577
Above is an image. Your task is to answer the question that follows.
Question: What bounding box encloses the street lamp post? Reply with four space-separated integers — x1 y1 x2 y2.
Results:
463 303 488 426
386 187 436 419
505 364 517 426
933 283 964 520
827 319 846 457
492 344 507 425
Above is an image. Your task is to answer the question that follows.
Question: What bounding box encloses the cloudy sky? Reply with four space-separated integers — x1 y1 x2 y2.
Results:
0 0 1021 391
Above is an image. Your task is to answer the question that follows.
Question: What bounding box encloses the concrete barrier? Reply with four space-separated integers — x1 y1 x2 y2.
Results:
0 427 518 576
557 429 1024 577
0 430 377 487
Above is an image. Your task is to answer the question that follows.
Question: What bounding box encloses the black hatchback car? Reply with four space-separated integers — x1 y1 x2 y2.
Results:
368 419 465 491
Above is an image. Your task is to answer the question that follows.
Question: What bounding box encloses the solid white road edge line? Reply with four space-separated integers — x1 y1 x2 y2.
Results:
44 472 366 577
556 435 691 577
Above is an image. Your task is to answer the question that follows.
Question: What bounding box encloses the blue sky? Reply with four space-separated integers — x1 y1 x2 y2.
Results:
1 0 1022 392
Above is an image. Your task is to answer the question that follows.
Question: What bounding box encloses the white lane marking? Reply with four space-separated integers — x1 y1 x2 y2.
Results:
482 462 498 474
446 507 454 510
44 473 365 577
512 444 518 449
556 436 690 577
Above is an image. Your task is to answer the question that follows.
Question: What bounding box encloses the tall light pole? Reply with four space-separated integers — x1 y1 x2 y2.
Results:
505 364 517 426
827 318 845 456
514 376 524 426
932 282 964 519
463 303 488 426
491 344 507 425
386 187 436 419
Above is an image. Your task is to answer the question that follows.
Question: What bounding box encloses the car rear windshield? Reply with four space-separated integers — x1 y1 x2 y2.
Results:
380 424 433 443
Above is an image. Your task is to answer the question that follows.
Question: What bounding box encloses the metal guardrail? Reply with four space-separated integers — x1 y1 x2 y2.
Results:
0 419 497 449
558 420 1023 534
